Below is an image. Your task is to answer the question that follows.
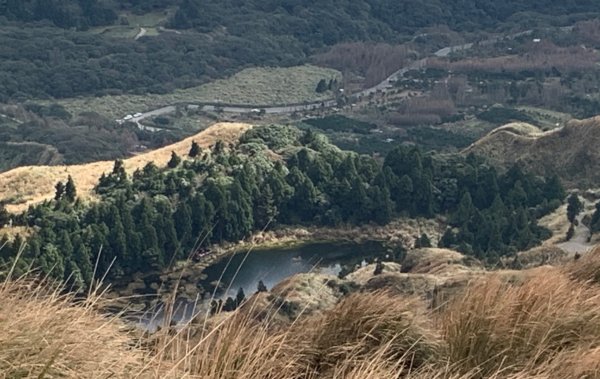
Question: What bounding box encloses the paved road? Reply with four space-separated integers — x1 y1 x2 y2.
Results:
129 28 554 124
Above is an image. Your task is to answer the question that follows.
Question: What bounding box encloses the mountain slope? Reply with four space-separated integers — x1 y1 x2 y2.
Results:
465 116 600 188
0 122 251 213
0 142 64 172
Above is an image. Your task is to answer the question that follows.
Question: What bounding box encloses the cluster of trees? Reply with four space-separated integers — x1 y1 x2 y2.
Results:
1 125 564 289
0 0 118 29
169 0 600 40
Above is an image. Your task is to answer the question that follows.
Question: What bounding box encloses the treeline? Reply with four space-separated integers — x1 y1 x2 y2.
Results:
0 25 304 101
0 0 170 29
170 0 600 39
3 1 600 101
0 125 563 289
4 0 598 32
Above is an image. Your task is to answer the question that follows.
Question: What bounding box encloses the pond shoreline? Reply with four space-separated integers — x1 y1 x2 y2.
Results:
108 218 444 311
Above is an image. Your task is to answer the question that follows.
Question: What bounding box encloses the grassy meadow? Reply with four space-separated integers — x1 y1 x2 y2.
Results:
57 65 341 119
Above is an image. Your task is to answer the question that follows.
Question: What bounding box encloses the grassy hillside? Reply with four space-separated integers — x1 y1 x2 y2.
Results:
0 122 251 213
3 247 600 378
466 116 600 188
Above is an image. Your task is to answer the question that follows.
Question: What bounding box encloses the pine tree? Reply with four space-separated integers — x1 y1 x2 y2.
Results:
566 194 583 224
112 159 127 182
64 175 77 203
591 201 600 234
370 186 394 225
168 151 181 168
395 175 413 213
415 233 432 248
254 184 278 228
174 203 192 247
236 287 246 307
73 235 94 286
257 280 268 293
453 192 474 227
189 140 201 158
373 261 384 275
544 174 565 201
213 140 225 155
0 203 9 227
159 216 178 262
566 223 575 241
55 181 65 201
107 206 127 267
223 297 236 312
315 79 328 93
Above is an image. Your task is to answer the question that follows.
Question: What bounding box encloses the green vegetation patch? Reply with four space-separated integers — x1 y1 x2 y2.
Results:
477 107 536 125
58 65 341 119
304 116 378 135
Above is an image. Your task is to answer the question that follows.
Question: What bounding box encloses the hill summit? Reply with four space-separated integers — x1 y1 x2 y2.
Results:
465 116 600 188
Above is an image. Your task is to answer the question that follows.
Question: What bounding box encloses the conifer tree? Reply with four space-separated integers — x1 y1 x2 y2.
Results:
168 151 181 168
257 280 268 293
112 159 127 182
566 223 575 241
315 79 328 93
189 140 201 158
174 203 193 246
65 175 77 203
373 261 384 275
73 234 94 286
223 297 236 312
55 181 65 201
453 192 474 226
415 233 432 248
590 201 600 234
163 216 181 260
566 194 583 224
0 203 9 227
236 287 246 307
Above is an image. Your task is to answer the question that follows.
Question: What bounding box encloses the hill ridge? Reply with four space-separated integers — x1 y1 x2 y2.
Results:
0 122 252 213
465 115 600 188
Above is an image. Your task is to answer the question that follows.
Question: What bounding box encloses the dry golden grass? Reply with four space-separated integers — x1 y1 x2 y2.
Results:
299 291 442 377
466 115 600 188
0 122 251 213
566 244 600 284
0 277 153 378
439 268 600 378
5 246 600 378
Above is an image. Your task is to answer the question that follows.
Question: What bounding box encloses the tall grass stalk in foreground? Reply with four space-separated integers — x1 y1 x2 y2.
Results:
4 247 600 378
0 276 153 378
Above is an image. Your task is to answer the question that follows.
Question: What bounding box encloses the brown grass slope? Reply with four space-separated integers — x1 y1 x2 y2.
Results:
6 247 600 378
465 116 600 188
0 122 251 213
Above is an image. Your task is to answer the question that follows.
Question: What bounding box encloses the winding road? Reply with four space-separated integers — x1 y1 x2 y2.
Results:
129 28 554 126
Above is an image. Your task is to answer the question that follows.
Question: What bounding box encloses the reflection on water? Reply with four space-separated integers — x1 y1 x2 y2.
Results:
136 241 385 330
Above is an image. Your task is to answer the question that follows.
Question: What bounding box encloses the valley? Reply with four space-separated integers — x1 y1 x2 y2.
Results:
3 1 600 378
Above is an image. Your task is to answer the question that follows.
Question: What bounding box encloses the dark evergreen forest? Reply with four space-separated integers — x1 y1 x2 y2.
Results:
0 126 564 289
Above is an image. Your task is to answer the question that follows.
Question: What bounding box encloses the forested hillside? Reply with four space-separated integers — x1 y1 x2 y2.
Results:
1 0 599 101
3 0 598 33
0 125 563 289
